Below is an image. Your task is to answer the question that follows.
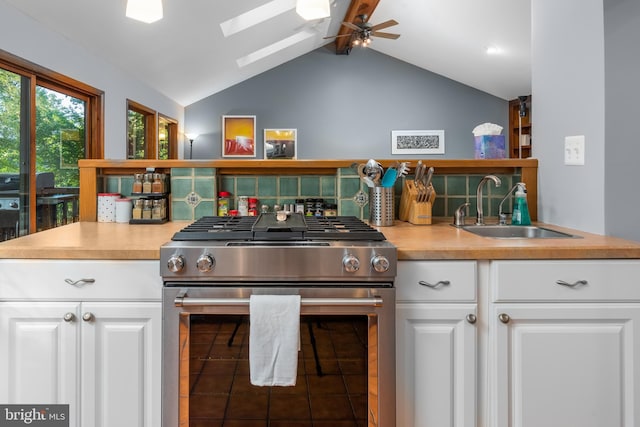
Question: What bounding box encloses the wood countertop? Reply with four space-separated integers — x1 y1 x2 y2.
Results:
1 220 639 261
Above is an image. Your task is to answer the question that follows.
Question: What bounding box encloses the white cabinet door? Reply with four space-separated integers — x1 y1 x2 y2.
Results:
80 302 161 427
0 302 80 424
491 303 640 427
397 303 477 427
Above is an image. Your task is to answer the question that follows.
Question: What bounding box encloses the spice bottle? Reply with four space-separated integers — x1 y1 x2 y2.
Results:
152 173 163 193
217 191 230 216
142 173 153 193
132 199 144 219
132 174 143 193
142 199 153 219
152 199 163 219
324 203 337 217
238 196 249 216
248 198 258 216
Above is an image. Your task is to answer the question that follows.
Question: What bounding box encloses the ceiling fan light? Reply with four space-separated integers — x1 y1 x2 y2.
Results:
126 0 163 24
296 0 330 21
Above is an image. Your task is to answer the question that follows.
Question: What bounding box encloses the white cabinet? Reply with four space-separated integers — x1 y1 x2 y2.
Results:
396 261 477 427
0 260 162 427
0 302 79 405
488 260 640 427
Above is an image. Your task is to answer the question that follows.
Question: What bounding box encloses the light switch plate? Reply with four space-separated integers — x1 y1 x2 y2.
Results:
564 135 585 165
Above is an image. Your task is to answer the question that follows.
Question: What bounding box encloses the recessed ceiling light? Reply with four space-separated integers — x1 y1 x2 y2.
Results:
486 46 503 55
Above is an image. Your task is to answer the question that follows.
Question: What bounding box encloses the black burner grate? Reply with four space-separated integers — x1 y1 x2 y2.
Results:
171 214 386 241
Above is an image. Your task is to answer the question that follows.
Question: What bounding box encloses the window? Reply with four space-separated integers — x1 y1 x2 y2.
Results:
158 114 178 160
0 49 103 239
127 99 178 159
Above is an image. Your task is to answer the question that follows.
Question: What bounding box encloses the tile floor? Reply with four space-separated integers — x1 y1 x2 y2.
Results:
188 315 369 427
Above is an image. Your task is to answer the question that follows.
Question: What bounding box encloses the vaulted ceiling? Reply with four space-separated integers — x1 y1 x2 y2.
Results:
3 0 531 106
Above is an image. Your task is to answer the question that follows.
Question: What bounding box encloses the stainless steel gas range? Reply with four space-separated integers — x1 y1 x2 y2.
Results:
161 213 397 427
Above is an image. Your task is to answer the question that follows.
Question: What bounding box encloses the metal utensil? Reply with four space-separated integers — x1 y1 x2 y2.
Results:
364 159 383 185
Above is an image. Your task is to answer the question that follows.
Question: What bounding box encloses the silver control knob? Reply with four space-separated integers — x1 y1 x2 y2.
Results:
371 255 390 273
82 312 94 322
63 312 76 322
9 201 18 209
342 254 360 273
167 255 185 273
196 254 215 272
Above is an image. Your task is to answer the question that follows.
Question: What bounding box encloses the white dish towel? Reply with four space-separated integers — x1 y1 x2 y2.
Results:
249 294 301 386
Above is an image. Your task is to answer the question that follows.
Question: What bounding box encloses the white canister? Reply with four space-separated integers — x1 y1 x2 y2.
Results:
115 197 133 223
97 193 120 222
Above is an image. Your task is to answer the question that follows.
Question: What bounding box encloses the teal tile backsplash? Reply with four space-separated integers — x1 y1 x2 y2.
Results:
99 167 522 222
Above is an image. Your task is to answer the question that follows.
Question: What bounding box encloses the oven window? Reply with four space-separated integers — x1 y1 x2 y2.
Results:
188 314 369 426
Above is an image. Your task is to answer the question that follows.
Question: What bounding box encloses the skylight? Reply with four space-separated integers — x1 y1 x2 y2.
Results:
236 30 315 67
220 0 295 37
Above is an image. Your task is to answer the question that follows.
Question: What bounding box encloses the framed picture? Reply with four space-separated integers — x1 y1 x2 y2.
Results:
391 130 445 155
264 129 297 159
222 115 256 157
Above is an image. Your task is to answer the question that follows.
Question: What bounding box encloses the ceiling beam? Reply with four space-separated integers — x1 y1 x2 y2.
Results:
333 0 381 54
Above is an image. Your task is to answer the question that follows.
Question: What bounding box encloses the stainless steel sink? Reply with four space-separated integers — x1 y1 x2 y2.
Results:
458 225 580 239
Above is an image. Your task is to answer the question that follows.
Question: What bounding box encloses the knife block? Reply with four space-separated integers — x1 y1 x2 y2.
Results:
399 180 436 225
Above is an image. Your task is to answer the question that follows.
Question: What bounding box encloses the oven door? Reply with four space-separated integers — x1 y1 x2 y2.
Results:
162 285 395 427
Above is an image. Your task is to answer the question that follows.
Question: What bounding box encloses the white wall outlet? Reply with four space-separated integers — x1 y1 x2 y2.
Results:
564 135 585 165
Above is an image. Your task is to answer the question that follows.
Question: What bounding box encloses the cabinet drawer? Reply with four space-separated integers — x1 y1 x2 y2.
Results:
0 260 162 300
396 261 476 302
492 260 640 302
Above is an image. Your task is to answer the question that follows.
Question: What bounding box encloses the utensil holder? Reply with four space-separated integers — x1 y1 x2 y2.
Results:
369 187 394 226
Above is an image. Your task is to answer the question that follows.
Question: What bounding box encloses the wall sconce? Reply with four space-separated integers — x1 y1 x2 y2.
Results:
185 133 199 159
126 0 163 24
296 0 330 20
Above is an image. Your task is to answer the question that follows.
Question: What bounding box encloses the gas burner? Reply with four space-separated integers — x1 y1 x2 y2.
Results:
171 213 386 242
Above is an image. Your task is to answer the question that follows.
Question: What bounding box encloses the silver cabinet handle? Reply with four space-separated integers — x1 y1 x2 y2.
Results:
82 312 94 322
418 280 450 289
65 278 96 287
466 314 477 324
556 279 588 288
63 312 76 322
499 313 510 324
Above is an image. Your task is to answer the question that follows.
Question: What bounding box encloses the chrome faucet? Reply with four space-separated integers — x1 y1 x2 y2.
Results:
498 183 521 225
475 175 501 225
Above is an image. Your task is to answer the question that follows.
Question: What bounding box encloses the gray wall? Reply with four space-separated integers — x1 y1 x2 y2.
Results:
532 0 606 234
185 47 508 160
604 0 640 241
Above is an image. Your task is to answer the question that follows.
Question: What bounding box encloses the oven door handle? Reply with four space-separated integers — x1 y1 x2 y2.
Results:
174 295 383 308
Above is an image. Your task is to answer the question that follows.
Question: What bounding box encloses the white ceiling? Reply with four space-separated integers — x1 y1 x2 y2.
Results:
4 0 531 106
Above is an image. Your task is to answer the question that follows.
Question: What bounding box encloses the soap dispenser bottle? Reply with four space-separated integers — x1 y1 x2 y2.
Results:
511 183 531 225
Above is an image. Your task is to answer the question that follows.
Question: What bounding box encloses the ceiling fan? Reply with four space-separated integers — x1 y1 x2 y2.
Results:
324 14 400 48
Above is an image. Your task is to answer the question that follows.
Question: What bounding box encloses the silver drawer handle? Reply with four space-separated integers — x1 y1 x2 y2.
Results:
65 278 96 287
556 279 588 288
418 280 450 289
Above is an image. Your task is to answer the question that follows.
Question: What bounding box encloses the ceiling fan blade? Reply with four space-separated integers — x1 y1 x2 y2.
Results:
341 22 361 31
323 34 354 39
369 19 398 32
371 31 400 40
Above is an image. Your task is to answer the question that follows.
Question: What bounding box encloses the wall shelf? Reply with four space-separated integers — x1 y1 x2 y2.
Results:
78 158 539 222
